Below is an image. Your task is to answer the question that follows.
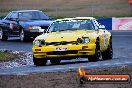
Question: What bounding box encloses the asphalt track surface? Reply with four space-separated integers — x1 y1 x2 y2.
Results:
0 30 132 75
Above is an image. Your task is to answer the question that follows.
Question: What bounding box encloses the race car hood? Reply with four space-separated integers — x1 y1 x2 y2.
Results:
35 30 98 42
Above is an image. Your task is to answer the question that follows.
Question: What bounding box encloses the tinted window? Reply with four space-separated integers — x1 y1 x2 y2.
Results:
18 11 49 20
5 12 18 20
5 12 12 19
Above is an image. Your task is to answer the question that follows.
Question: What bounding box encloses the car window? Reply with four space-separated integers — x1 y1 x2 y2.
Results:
39 11 49 20
5 12 12 20
81 20 95 30
18 11 49 20
49 20 95 32
10 12 18 19
4 12 18 20
18 12 32 20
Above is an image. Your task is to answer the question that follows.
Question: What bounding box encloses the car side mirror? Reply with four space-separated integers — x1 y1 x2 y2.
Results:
99 25 105 29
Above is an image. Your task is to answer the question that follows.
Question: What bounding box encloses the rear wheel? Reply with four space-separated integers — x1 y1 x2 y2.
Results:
102 38 113 60
0 28 8 41
33 56 47 66
50 59 61 65
88 40 102 62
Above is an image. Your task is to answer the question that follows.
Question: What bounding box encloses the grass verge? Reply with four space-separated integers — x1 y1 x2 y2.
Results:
0 52 16 62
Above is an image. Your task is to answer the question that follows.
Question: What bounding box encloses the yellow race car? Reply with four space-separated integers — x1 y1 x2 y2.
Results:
32 17 113 66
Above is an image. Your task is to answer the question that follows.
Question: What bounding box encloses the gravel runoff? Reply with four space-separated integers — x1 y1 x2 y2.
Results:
0 49 33 69
0 47 132 69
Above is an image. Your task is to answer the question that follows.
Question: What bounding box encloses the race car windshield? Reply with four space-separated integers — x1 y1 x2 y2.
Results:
48 20 95 32
18 11 49 20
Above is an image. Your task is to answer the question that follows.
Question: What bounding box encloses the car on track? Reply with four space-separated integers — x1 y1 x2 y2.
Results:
32 17 113 66
0 10 53 42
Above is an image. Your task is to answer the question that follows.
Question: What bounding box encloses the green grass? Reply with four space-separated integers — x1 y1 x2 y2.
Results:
0 52 16 61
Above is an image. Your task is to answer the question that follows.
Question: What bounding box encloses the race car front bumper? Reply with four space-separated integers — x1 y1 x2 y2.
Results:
32 44 96 59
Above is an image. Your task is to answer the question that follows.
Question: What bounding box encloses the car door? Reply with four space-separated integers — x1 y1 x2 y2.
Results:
98 24 109 51
4 12 20 36
102 29 109 50
99 29 107 51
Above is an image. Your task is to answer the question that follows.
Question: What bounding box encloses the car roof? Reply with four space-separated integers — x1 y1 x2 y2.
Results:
74 17 96 20
63 18 74 20
11 10 41 13
55 17 95 22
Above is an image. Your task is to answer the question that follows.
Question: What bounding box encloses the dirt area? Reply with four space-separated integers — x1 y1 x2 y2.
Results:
0 65 132 88
0 0 129 17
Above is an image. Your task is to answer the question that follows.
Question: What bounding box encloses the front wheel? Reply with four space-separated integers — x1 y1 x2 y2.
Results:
102 39 113 60
88 49 102 62
0 28 8 41
88 40 102 62
33 56 47 66
20 29 28 42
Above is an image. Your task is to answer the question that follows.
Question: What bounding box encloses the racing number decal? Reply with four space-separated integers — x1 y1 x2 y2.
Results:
103 32 107 47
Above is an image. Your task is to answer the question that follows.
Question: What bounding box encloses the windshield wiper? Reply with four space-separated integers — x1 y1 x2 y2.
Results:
58 29 66 32
59 29 78 32
51 29 77 32
41 19 50 20
66 29 77 31
30 19 40 20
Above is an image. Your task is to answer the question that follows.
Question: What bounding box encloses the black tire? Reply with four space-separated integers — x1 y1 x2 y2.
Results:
20 29 28 42
0 28 8 41
88 40 102 62
102 38 113 60
50 59 61 65
33 56 47 66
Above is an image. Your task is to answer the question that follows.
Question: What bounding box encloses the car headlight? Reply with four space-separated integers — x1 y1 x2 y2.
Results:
34 40 40 46
77 37 90 44
32 26 41 30
29 25 41 30
34 40 46 46
83 37 90 44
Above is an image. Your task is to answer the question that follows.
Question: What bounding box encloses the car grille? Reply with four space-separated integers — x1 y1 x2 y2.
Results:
41 26 49 29
47 50 78 55
46 41 78 46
